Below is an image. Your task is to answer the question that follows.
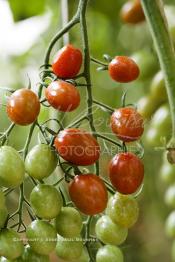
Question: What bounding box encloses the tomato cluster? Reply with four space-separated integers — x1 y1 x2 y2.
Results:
0 40 144 261
1 0 174 259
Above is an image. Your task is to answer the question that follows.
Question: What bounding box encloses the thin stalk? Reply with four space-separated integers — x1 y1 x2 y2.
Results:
61 0 69 44
93 99 114 113
141 0 175 148
90 57 108 67
96 133 122 148
80 0 100 176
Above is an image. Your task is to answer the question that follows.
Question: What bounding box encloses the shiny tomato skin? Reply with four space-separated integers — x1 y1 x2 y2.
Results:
54 128 100 166
0 146 25 188
120 0 145 24
6 89 40 126
55 207 83 238
111 107 144 142
69 174 108 215
26 220 57 255
0 229 24 260
109 152 144 194
56 235 83 261
95 215 128 246
22 245 50 262
96 245 124 262
45 80 80 112
108 56 140 83
52 44 82 78
106 193 139 228
25 144 58 180
30 184 63 219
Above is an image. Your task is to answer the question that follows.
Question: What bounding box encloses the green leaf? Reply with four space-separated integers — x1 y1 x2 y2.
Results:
8 0 46 21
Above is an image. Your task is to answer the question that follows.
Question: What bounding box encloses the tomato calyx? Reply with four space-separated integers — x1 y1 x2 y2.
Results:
167 148 175 164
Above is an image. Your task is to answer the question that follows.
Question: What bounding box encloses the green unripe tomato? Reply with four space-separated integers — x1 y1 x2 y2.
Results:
71 248 89 262
96 245 124 262
145 127 168 148
95 215 128 245
137 96 158 119
56 235 83 260
21 245 50 262
150 71 167 103
0 207 8 230
106 193 139 228
30 184 62 219
131 50 158 80
150 104 171 131
165 211 175 238
58 247 89 262
145 104 171 147
0 229 24 260
55 207 83 238
165 185 175 208
160 162 175 185
26 220 57 255
0 146 25 188
25 144 58 180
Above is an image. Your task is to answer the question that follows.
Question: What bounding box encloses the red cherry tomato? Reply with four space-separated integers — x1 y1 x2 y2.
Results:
52 44 83 78
120 0 145 24
54 128 100 166
109 152 144 194
108 56 140 83
69 174 108 215
6 89 40 126
45 80 80 112
110 107 144 142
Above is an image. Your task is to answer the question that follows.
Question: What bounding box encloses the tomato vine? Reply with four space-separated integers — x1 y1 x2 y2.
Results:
0 0 174 261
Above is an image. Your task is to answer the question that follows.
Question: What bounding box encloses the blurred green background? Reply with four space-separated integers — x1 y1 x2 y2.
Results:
1 0 175 261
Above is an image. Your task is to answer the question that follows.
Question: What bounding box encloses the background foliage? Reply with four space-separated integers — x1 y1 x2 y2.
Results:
0 0 175 261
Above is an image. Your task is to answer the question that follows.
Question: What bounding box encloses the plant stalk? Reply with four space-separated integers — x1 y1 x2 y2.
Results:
141 0 175 148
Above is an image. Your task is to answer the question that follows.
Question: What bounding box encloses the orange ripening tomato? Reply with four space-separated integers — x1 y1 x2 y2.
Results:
120 0 145 24
6 89 40 126
110 107 144 142
52 44 83 79
69 174 108 215
108 56 140 83
45 80 80 112
54 128 100 166
109 152 144 194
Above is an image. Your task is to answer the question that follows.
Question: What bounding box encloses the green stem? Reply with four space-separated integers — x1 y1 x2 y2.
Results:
93 99 114 113
23 122 36 158
90 57 108 67
0 123 16 145
85 216 95 262
80 0 100 176
141 0 175 148
44 1 83 65
96 133 122 148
